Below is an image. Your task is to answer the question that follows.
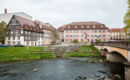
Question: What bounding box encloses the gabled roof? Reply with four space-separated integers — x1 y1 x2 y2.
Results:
15 15 35 27
58 24 67 32
34 20 56 31
10 15 43 33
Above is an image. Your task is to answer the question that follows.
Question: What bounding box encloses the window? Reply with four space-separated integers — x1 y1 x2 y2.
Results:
8 37 10 40
81 26 83 28
13 37 15 40
25 31 27 34
93 25 96 28
18 36 20 40
87 25 89 28
103 35 106 37
66 35 68 37
8 41 10 44
81 35 83 37
13 41 15 45
103 30 105 32
70 35 72 37
101 25 103 28
17 41 20 44
81 39 83 42
85 35 87 37
68 26 70 29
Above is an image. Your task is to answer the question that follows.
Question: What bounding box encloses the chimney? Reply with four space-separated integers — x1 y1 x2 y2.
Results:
4 8 7 14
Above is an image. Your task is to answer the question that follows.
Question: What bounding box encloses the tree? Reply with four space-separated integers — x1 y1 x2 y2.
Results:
52 29 58 43
72 39 78 43
95 39 101 43
0 21 10 44
124 0 130 39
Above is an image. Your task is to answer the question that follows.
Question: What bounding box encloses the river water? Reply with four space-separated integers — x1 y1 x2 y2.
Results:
0 57 124 80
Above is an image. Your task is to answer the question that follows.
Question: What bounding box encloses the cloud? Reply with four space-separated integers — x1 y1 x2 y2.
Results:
0 0 128 28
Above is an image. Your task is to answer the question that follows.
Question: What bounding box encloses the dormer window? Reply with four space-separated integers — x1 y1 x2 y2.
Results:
75 26 77 28
68 26 70 29
87 25 89 28
101 25 103 28
93 25 95 28
81 26 83 28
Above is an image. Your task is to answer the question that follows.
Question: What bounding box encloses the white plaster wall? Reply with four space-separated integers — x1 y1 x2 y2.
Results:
20 36 24 45
5 37 8 45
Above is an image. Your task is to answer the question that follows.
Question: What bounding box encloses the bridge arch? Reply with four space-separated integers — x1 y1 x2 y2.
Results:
101 48 109 56
107 51 128 62
104 48 108 52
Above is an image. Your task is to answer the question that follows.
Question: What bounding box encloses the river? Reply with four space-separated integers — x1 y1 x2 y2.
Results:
0 57 124 80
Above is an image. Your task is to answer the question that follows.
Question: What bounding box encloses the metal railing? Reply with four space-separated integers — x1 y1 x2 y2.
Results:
94 41 130 50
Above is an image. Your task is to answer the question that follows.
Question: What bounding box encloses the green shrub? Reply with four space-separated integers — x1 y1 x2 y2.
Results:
71 39 78 43
65 44 101 57
96 39 101 43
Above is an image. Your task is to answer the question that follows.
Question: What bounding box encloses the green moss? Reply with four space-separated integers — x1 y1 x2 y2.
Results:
65 45 100 57
65 52 100 57
0 47 55 62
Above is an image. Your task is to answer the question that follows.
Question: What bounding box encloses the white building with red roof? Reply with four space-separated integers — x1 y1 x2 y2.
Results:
58 22 110 43
109 28 127 40
0 9 57 46
5 15 44 46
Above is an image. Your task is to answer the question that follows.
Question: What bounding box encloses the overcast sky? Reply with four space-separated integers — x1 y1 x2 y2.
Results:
0 0 128 28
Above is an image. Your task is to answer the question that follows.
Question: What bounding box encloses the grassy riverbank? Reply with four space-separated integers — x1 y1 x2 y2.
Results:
0 47 55 62
65 45 100 57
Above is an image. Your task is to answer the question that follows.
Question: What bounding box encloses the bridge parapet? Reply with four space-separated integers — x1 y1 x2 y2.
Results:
94 41 130 50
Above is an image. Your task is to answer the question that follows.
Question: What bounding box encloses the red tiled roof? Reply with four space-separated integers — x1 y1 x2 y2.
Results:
58 22 108 31
14 15 44 33
70 21 104 25
109 28 124 32
15 15 36 27
34 20 56 31
58 24 67 32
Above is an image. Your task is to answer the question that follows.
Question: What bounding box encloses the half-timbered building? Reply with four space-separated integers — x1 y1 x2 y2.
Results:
5 15 44 46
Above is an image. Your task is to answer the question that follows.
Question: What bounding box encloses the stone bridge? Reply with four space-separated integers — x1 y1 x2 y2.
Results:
94 41 130 80
94 41 130 62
